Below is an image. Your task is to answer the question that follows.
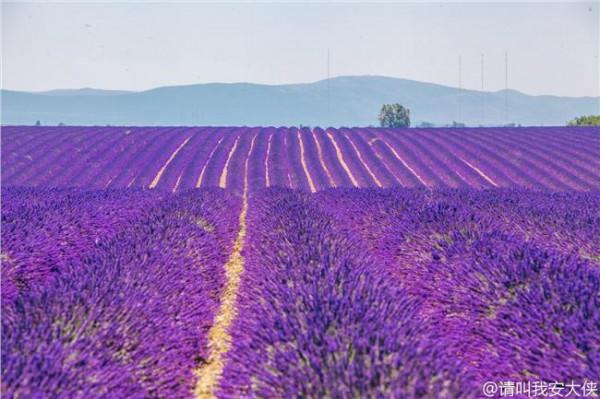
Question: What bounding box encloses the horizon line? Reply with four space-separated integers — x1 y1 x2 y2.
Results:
3 75 599 100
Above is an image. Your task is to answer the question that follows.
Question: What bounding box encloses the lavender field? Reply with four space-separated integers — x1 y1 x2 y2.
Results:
2 126 600 192
1 126 600 398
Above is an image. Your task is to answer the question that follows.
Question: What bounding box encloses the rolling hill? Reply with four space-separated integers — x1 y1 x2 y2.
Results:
2 76 598 126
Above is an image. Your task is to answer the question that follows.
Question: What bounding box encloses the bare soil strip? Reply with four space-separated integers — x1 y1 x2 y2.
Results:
298 131 317 192
345 133 383 187
460 157 499 187
218 137 240 189
149 136 191 188
265 132 273 187
312 129 336 187
196 137 225 188
326 130 359 187
367 138 405 187
194 135 257 399
380 140 429 187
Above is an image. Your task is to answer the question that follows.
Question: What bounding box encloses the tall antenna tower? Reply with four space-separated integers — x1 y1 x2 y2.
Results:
481 54 485 126
458 55 462 123
504 51 509 125
327 48 331 123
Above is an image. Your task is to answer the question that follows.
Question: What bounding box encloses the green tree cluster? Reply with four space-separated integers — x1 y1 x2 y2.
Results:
568 115 600 126
379 104 410 128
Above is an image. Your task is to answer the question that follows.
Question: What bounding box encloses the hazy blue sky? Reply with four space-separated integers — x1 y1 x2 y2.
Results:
2 1 598 97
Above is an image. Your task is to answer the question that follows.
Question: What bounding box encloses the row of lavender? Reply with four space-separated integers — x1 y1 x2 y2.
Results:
315 189 600 384
219 189 474 397
1 187 240 398
3 126 599 192
218 188 600 397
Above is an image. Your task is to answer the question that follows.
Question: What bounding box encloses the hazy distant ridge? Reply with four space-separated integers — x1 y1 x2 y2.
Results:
2 76 598 126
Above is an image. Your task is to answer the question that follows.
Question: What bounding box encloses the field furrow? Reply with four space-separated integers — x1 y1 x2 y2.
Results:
217 189 476 398
1 126 598 191
195 133 226 188
194 135 255 398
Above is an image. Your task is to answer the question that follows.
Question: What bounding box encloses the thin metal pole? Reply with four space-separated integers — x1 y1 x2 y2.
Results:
505 51 509 125
481 54 485 126
458 55 462 124
327 48 330 123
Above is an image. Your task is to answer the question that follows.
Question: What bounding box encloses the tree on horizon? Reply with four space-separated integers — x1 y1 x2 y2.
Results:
379 104 410 128
568 115 600 126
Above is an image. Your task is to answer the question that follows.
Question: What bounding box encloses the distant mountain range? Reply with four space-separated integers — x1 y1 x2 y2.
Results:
2 76 598 126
